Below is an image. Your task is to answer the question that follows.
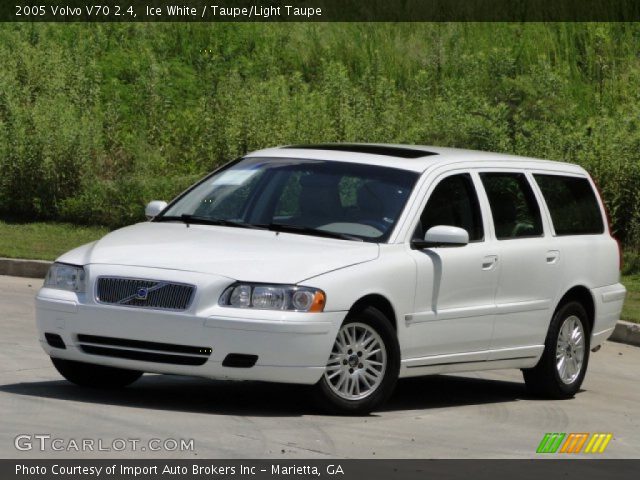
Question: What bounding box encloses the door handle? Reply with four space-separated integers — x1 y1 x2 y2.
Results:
546 250 560 264
482 255 498 270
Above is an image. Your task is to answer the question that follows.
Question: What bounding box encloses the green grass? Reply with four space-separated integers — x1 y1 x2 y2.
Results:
0 221 108 261
621 275 640 324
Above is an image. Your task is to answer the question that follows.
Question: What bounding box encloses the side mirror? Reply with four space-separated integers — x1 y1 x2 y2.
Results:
145 200 168 219
411 225 469 249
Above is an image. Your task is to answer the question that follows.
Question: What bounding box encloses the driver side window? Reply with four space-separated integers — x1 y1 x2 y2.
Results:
415 173 484 241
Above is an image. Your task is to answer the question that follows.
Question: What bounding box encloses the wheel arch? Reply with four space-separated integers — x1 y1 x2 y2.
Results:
347 294 397 331
554 285 595 334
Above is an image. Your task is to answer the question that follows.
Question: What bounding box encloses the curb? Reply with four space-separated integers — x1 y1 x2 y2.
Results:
0 257 52 279
610 320 640 348
1 256 639 347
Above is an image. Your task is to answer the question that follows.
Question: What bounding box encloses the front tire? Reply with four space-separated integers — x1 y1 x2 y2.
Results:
51 358 143 388
523 301 590 399
314 306 400 414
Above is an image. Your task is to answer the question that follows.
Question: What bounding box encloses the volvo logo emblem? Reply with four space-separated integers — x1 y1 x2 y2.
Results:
135 287 149 301
115 281 169 306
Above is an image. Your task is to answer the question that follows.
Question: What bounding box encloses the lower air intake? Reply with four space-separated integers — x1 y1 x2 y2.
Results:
222 353 258 368
77 334 211 366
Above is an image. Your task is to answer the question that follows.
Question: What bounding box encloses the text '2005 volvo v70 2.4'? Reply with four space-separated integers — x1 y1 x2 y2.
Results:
36 144 626 414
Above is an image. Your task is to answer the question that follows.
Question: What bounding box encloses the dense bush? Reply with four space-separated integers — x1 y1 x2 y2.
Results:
623 251 640 276
0 23 639 251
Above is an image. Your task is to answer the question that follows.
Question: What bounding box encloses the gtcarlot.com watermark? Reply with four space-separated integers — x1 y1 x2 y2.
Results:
15 434 195 453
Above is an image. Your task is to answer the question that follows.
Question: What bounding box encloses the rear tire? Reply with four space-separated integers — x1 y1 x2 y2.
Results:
51 358 143 388
313 306 400 415
523 301 590 399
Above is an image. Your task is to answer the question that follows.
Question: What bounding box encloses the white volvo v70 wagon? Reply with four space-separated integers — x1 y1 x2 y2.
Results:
36 144 626 413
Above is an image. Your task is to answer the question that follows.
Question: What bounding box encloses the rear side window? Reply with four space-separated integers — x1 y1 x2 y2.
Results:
415 173 484 241
480 172 543 239
533 174 604 235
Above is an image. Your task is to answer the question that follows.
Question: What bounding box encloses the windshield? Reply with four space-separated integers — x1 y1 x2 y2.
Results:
159 157 419 242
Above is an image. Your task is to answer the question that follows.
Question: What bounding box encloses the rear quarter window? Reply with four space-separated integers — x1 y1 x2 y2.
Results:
533 174 604 235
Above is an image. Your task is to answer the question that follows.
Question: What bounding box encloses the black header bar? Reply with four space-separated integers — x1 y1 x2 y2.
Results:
2 0 640 22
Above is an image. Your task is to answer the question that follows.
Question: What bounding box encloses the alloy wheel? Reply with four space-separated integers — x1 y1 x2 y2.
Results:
555 315 585 385
324 322 387 401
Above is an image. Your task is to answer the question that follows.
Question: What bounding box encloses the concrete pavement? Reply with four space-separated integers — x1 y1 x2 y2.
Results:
1 275 639 458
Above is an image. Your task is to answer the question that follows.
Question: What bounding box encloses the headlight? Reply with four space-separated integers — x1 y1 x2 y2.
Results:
44 263 86 292
219 283 326 312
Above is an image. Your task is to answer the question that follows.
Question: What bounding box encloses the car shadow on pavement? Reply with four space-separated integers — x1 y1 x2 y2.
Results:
383 375 533 412
0 373 535 416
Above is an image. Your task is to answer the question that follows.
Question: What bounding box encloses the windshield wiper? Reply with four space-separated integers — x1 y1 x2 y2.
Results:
157 216 361 240
156 214 265 230
263 223 364 242
182 215 268 229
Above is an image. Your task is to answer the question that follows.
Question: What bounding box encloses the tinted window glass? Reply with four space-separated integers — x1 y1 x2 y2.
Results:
534 174 604 235
480 172 543 239
195 169 266 219
415 174 483 241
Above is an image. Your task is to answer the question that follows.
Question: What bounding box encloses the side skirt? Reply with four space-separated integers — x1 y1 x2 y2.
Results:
399 345 544 378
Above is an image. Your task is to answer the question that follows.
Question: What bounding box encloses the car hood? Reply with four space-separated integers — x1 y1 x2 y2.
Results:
57 222 380 284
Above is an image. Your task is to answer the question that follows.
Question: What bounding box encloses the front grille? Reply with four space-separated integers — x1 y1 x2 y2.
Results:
96 277 195 311
77 334 212 366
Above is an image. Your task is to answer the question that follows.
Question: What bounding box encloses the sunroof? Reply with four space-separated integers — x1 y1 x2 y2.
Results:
283 144 437 159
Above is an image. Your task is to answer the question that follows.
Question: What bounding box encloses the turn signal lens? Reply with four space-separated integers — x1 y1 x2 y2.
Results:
309 291 326 313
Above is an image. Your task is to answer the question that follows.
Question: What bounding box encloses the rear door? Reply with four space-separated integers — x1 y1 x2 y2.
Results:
477 170 561 358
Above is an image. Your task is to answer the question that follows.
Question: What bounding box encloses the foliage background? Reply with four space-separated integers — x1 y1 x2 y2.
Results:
0 23 639 251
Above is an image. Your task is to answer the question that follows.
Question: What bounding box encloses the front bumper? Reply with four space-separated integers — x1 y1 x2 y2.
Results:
36 282 345 385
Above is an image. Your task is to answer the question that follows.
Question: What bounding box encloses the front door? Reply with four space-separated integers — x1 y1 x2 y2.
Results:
405 172 499 363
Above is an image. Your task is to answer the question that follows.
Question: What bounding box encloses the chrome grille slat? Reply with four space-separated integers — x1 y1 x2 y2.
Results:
96 277 195 311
